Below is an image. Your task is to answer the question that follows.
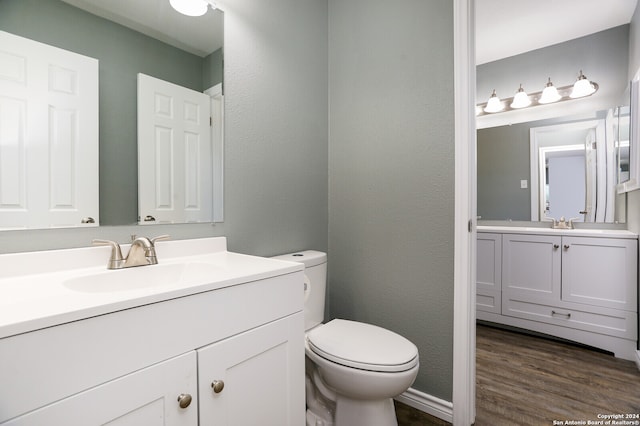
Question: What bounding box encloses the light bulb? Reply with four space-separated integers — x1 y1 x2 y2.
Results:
484 90 504 113
510 84 531 109
539 78 561 104
170 0 210 16
570 71 596 98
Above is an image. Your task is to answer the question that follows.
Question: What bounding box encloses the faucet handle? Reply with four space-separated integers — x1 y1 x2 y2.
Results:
150 235 170 245
92 239 125 269
567 217 581 228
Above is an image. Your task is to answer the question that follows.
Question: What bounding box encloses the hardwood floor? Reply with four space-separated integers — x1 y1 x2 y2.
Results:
476 324 640 425
397 324 640 426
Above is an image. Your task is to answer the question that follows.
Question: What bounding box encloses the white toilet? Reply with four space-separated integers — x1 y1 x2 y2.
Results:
272 251 419 426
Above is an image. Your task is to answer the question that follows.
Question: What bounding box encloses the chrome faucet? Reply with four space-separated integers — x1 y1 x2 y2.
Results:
93 235 170 269
545 216 580 230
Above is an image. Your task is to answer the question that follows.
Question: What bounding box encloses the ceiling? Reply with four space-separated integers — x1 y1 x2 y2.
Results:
60 0 637 64
60 0 223 57
476 0 638 65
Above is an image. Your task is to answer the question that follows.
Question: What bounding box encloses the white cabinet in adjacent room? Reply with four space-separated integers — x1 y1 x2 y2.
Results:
476 233 502 314
476 228 638 360
561 236 637 311
502 233 561 305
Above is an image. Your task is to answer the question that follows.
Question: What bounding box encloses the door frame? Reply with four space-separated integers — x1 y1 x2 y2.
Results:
453 0 476 424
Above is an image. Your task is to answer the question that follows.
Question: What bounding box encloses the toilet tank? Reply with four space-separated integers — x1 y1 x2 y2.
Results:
272 251 327 331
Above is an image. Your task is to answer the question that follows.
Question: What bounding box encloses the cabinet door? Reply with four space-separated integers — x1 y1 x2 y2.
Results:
3 352 198 426
502 234 561 304
477 233 502 313
562 236 638 311
198 313 305 426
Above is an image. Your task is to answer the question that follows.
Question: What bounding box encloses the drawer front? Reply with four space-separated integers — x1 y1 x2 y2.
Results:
503 296 636 339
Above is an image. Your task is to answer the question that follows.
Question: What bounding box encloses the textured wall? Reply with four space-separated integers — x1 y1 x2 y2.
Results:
477 25 630 129
219 0 328 256
477 125 531 220
328 0 455 401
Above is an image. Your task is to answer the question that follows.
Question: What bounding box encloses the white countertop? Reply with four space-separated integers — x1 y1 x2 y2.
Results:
477 225 638 239
0 237 303 339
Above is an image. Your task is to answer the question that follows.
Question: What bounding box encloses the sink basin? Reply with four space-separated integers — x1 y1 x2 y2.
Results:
64 262 219 293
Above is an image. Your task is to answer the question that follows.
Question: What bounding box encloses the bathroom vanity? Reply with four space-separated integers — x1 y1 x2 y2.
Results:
477 226 638 360
0 237 305 425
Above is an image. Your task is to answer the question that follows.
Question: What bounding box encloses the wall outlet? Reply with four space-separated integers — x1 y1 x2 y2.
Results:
520 179 528 189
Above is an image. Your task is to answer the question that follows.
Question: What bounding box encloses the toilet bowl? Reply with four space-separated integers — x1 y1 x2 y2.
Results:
272 251 419 426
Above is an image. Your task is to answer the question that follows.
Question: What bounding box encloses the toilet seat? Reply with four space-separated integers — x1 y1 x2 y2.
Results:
306 319 419 373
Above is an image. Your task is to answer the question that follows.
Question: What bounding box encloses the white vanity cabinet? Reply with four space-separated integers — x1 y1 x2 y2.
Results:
477 228 638 360
197 313 304 425
0 242 305 425
3 352 199 425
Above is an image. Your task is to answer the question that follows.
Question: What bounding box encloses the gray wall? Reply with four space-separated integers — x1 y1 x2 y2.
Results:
328 0 455 400
0 0 328 256
477 125 531 220
477 25 630 129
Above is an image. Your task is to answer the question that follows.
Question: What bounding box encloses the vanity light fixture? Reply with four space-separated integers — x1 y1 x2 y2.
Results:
477 71 599 116
510 84 531 109
170 0 216 16
538 77 562 104
484 89 504 113
570 70 597 98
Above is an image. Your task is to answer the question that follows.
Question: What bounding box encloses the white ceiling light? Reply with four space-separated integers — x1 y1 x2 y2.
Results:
570 70 596 98
477 72 599 116
510 84 531 109
538 77 562 104
170 0 216 17
484 90 504 113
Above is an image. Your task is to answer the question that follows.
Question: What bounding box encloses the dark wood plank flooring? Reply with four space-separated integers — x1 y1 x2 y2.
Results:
396 324 640 425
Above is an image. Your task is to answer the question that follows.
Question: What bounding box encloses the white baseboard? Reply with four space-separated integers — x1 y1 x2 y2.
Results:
395 387 453 424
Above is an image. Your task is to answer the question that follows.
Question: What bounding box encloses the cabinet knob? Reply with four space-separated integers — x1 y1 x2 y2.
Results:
563 244 570 249
177 393 192 409
211 380 225 393
553 244 559 249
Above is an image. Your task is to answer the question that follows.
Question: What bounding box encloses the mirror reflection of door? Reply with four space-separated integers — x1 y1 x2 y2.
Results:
137 73 212 225
0 31 99 230
530 119 610 222
544 147 586 220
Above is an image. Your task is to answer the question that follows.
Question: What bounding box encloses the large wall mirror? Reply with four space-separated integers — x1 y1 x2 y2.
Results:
478 107 629 224
0 0 223 230
476 13 634 224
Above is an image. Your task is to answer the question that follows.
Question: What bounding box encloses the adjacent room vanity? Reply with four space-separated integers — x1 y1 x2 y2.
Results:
477 226 638 360
0 237 305 425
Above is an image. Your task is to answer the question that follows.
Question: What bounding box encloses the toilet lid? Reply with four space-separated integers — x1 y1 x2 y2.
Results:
306 319 419 372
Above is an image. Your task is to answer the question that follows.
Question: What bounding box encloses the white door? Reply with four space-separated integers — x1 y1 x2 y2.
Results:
197 313 305 426
205 83 224 223
547 154 586 220
0 30 99 229
137 73 211 224
4 352 198 426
